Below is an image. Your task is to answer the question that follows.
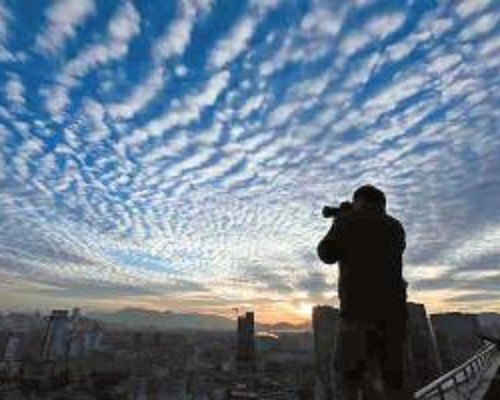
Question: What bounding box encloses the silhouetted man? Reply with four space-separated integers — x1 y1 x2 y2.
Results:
317 185 408 399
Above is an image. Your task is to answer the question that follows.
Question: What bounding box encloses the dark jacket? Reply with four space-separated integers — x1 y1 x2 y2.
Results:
317 208 407 322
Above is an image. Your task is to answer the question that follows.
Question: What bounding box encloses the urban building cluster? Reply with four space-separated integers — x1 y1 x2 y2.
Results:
312 302 497 400
0 305 497 399
0 309 315 398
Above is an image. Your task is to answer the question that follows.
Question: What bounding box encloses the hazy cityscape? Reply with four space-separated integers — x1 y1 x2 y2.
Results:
0 305 499 399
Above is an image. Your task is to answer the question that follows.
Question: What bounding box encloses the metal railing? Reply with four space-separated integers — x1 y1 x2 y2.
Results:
414 343 498 399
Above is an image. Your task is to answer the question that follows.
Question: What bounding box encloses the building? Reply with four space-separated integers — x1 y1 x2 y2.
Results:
68 332 84 358
71 308 81 321
431 312 483 371
405 302 442 390
40 309 71 360
312 305 339 400
3 332 23 361
237 311 256 372
40 309 103 361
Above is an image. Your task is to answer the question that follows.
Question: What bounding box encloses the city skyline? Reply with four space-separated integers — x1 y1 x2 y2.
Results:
0 0 499 324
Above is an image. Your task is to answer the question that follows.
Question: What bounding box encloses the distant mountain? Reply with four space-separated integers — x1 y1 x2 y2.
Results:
88 308 234 330
267 321 310 331
88 308 309 331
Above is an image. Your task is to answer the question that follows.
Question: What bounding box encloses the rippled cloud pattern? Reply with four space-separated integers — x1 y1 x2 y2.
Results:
0 0 499 319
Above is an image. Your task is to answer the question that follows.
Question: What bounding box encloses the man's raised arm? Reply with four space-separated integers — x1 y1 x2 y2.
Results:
317 218 345 264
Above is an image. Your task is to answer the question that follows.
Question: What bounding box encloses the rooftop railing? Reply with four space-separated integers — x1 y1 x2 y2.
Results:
414 342 499 400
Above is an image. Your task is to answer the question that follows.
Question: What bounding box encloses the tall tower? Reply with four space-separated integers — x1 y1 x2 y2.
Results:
40 310 70 361
405 303 442 390
236 311 255 372
312 305 339 400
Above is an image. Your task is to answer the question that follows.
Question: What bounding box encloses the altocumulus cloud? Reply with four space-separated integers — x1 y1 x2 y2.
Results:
0 0 499 315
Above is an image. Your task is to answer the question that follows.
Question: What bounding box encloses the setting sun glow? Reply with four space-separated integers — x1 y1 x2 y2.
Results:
297 302 314 318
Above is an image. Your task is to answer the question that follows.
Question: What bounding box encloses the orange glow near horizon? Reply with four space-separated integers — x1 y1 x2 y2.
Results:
10 289 498 326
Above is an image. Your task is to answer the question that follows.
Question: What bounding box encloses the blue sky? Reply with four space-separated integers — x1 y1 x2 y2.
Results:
0 0 499 321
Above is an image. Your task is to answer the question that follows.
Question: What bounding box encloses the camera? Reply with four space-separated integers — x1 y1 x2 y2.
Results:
322 201 353 218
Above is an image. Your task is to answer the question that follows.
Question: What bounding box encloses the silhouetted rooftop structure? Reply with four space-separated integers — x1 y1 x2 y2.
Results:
237 311 256 372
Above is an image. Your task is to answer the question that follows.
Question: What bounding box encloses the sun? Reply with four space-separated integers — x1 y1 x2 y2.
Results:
297 302 314 318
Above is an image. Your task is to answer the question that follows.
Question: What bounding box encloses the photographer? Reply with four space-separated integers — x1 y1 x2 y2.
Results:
317 185 409 400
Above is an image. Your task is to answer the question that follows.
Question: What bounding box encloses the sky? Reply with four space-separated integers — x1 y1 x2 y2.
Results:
0 0 499 323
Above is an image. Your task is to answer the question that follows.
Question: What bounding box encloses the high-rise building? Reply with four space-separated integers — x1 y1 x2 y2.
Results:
71 307 81 321
312 305 339 400
68 332 84 358
236 311 255 372
87 323 103 351
40 310 70 360
404 303 442 390
3 332 23 361
133 332 143 348
431 312 482 371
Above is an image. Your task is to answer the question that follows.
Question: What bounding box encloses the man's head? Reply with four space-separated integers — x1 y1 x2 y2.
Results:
352 185 386 212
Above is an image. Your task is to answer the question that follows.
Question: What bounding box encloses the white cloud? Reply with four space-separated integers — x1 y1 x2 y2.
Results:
300 5 343 38
82 99 109 142
443 224 500 267
430 18 454 36
428 53 462 75
363 73 429 114
385 39 415 62
0 0 13 61
456 0 491 19
108 2 140 42
108 66 166 119
209 16 257 69
338 12 405 61
106 1 211 121
40 85 69 119
196 151 245 183
341 53 378 91
239 94 265 119
208 0 278 70
36 0 95 54
123 70 230 148
339 31 371 56
153 0 209 61
0 1 12 43
266 101 301 128
478 34 500 56
5 75 25 107
459 12 498 41
290 72 330 98
0 1 8 39
43 1 141 117
257 3 343 79
0 124 7 180
191 70 230 108
13 137 45 180
175 65 188 77
258 36 293 78
220 160 255 189
195 121 223 145
142 133 189 164
166 145 215 178
365 12 406 40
